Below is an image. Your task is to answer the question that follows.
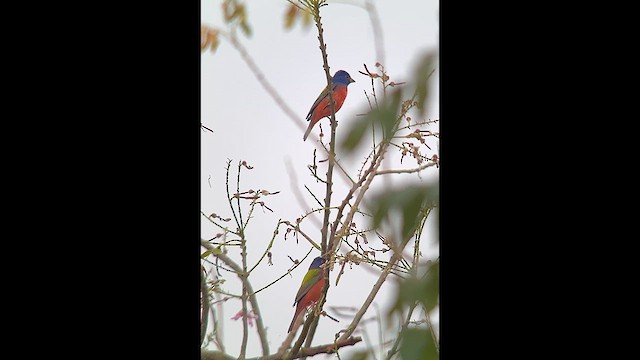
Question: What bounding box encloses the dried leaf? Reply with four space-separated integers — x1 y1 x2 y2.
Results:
201 25 219 53
284 3 298 29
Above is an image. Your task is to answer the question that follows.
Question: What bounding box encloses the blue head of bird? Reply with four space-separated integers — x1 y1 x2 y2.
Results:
309 257 326 269
333 70 356 86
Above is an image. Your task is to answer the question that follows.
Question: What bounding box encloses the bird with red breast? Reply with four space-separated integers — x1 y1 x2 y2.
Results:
303 70 355 141
288 257 327 333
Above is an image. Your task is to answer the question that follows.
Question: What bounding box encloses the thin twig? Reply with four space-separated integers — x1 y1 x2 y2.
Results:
304 185 325 209
236 161 244 230
296 336 362 358
201 266 210 347
248 248 313 296
285 158 323 228
239 243 249 360
247 219 281 274
201 213 237 236
426 309 439 353
385 303 418 360
374 161 438 175
313 0 337 256
201 336 362 360
385 231 423 360
337 250 403 342
211 286 226 352
288 310 317 359
202 241 270 356
225 160 241 231
293 225 323 251
364 0 385 67
319 140 357 187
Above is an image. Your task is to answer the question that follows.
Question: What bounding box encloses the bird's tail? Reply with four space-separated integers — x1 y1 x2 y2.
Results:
303 120 315 141
288 304 303 333
288 313 297 333
287 316 296 333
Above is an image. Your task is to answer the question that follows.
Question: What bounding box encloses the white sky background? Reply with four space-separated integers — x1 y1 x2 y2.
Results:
201 0 439 357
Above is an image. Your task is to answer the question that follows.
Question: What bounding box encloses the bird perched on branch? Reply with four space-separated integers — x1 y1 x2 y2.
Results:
303 70 355 141
288 257 327 333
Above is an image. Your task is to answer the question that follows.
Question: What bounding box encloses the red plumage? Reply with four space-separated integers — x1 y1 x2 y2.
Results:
303 70 355 141
288 276 326 333
303 85 349 141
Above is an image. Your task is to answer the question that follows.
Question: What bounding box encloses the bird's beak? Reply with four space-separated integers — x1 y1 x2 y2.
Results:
350 78 355 83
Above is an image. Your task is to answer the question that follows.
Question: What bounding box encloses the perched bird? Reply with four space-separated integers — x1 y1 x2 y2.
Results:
288 257 327 333
303 70 355 141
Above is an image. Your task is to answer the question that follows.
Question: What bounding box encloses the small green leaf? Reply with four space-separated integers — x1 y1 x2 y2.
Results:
421 262 439 312
201 247 222 259
399 328 437 360
348 350 368 360
340 115 371 152
221 1 252 37
302 9 313 28
388 261 439 321
240 20 252 37
413 51 436 117
340 89 402 154
380 90 403 140
398 188 426 240
369 184 438 247
396 278 424 307
236 5 252 37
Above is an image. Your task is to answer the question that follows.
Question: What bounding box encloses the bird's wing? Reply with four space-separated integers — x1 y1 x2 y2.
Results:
293 268 323 305
305 83 339 121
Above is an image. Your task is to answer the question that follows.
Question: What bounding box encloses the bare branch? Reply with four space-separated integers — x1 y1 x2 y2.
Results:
248 248 314 296
338 251 403 342
239 246 249 360
374 161 438 175
201 336 362 360
364 0 385 71
288 309 318 358
201 241 270 356
319 140 357 187
385 302 418 360
426 309 439 353
312 0 338 256
247 220 281 274
225 160 241 231
201 267 210 347
201 350 236 360
292 225 323 251
285 158 323 228
300 0 340 350
297 336 362 358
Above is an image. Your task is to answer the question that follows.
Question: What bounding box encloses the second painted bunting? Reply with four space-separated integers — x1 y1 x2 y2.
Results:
303 70 355 141
288 257 327 333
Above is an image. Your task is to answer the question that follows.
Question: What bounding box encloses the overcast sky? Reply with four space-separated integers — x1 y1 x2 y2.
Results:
201 0 439 357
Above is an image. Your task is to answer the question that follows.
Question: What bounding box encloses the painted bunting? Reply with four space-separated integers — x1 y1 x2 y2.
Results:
303 70 355 141
288 257 327 333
